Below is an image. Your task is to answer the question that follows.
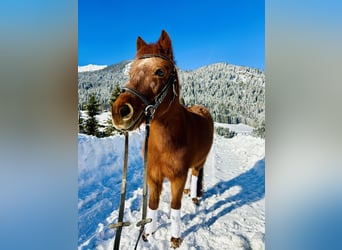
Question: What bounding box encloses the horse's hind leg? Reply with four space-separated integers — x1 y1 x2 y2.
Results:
183 169 192 195
190 164 204 205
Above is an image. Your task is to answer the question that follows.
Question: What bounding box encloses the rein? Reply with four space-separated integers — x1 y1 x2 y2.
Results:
134 113 152 250
109 132 131 250
109 117 153 250
110 54 177 249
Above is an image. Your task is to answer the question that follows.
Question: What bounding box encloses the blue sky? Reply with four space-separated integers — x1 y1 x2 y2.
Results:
78 0 264 70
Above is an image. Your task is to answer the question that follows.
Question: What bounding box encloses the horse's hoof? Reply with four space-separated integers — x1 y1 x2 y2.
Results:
192 198 200 206
142 231 156 242
170 237 182 248
142 233 149 242
183 189 190 195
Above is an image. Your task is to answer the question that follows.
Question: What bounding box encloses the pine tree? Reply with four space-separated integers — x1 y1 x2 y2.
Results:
78 111 86 134
103 115 118 136
102 83 122 136
109 83 121 111
84 93 100 136
252 121 265 138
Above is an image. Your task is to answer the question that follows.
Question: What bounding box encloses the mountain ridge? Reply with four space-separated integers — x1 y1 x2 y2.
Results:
78 64 108 72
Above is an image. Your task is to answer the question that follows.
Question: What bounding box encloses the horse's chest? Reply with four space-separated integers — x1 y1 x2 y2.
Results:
148 138 187 176
149 142 182 163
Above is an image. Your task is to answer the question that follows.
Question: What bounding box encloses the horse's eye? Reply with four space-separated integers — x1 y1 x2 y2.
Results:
155 69 165 77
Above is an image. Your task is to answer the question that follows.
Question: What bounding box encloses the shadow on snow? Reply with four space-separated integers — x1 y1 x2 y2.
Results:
182 157 265 239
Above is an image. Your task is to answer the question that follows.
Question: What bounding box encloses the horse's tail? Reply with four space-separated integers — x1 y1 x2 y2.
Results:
196 168 204 197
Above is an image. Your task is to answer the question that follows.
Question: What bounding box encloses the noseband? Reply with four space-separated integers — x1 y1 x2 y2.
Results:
121 54 178 121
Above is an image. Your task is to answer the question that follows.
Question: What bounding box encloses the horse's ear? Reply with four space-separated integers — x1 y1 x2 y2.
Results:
137 36 147 51
158 30 173 59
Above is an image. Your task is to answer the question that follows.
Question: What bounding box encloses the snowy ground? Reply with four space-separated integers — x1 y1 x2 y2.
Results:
78 125 265 249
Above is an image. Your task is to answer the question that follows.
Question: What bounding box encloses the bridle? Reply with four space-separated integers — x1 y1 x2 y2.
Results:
110 54 178 250
120 54 178 127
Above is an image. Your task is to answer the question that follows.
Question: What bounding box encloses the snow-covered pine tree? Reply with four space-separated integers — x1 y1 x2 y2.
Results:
78 111 86 134
109 83 121 111
102 115 118 137
84 93 101 136
98 84 122 137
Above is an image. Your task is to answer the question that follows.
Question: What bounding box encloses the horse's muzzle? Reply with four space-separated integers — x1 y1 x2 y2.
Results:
112 103 144 131
119 103 134 121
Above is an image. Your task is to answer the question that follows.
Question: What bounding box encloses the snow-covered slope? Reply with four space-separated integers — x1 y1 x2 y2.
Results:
78 64 107 72
78 128 265 249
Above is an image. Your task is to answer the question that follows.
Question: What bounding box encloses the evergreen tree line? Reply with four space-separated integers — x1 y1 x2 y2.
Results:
78 61 265 137
215 127 237 138
79 84 121 137
80 84 265 139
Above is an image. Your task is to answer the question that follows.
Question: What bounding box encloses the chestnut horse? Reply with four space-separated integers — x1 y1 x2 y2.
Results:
112 30 213 248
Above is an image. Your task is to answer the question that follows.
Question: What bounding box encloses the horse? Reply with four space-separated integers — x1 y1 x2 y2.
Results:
112 30 214 248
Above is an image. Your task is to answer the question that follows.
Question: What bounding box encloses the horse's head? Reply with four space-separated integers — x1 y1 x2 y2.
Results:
112 30 180 131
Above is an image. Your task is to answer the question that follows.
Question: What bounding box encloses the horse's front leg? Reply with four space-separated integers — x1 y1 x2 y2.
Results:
170 176 187 248
143 178 162 241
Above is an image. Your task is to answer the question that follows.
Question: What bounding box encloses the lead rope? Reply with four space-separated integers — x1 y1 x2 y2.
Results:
134 109 154 250
109 132 131 250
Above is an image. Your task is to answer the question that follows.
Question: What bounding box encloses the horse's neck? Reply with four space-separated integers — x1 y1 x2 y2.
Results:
151 103 185 137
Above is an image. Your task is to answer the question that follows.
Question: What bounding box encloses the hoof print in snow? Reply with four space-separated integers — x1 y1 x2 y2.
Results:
183 189 190 195
170 237 182 248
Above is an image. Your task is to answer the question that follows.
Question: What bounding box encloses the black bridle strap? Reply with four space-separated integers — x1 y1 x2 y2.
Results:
121 71 176 120
121 87 151 106
151 71 176 109
120 53 177 115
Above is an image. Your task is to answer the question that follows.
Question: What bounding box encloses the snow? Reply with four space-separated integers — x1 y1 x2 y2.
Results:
79 110 110 125
123 61 132 75
80 111 112 132
215 122 254 135
95 112 112 126
78 126 265 249
78 64 108 72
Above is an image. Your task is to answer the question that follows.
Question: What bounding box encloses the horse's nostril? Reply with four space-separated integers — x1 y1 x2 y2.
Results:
120 104 132 118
